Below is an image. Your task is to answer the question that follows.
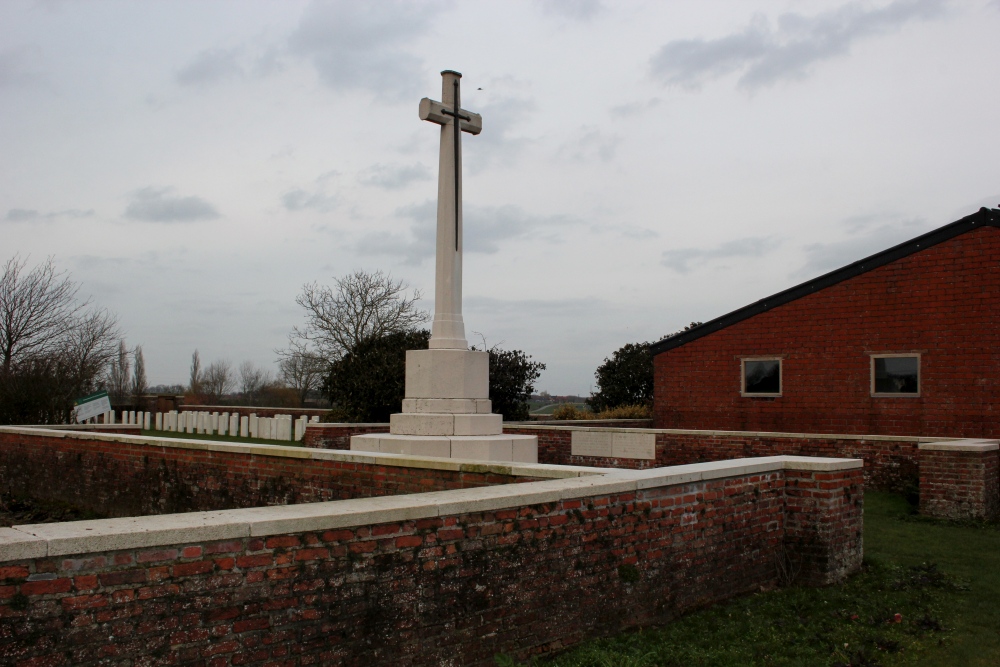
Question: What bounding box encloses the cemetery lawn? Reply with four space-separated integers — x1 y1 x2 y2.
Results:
502 491 1000 667
140 429 304 447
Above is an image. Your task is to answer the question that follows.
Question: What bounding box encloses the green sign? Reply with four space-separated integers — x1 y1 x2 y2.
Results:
74 391 111 422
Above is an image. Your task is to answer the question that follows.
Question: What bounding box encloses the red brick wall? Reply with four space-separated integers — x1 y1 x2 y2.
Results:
654 226 1000 438
919 446 999 520
0 431 532 519
0 466 863 666
302 423 391 449
503 426 920 492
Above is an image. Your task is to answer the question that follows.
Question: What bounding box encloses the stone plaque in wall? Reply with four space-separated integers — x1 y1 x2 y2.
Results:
571 431 613 457
612 432 656 460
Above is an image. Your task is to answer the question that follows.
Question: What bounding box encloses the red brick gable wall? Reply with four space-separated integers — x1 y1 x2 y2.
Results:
654 225 1000 437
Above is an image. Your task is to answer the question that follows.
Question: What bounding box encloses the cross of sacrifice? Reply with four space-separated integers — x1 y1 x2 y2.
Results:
419 70 483 350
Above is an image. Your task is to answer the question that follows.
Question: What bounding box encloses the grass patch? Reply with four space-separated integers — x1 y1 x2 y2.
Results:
140 429 303 447
498 492 1000 666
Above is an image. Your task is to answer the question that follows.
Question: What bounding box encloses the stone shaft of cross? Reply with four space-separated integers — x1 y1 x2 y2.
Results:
419 70 482 350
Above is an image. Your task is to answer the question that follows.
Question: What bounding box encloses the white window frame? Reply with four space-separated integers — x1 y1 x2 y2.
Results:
741 357 782 397
870 353 921 398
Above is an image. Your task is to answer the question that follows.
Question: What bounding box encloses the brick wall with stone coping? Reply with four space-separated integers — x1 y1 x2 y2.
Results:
302 423 394 450
0 427 595 520
0 455 862 666
918 439 1000 520
305 422 944 493
504 426 936 492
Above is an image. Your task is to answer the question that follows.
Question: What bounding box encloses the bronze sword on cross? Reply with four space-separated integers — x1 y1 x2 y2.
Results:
419 71 482 251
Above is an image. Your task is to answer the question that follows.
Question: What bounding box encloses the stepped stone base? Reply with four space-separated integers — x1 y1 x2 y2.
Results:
351 433 538 463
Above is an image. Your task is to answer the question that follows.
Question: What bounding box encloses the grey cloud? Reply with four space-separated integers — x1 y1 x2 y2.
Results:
609 98 662 118
282 188 338 212
796 215 931 278
358 163 431 190
959 195 1000 216
357 201 574 264
650 0 945 91
0 47 45 89
6 208 38 221
465 296 610 321
282 171 340 211
662 236 779 273
615 225 659 241
536 0 604 21
5 208 94 222
464 93 538 171
176 47 244 86
557 126 619 163
288 0 442 99
124 187 219 222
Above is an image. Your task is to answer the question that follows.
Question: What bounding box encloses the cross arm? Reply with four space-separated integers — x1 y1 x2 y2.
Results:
419 98 483 135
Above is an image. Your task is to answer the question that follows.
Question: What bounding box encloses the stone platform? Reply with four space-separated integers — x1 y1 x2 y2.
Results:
350 348 538 463
350 433 538 463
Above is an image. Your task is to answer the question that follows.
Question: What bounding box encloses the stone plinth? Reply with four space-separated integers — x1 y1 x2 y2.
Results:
350 348 537 463
351 432 538 463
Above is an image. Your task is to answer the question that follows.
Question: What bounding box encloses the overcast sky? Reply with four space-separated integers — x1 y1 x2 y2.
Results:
2 0 998 395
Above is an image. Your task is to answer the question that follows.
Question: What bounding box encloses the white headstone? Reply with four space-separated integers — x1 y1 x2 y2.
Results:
240 415 249 438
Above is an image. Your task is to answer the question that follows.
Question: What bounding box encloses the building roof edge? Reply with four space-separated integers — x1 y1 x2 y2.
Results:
650 208 1000 356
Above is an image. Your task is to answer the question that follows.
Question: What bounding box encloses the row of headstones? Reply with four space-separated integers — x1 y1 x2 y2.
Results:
107 410 319 442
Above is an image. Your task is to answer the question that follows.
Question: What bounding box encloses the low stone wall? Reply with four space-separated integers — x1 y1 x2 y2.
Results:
0 454 862 666
0 428 590 520
20 423 143 436
306 422 938 493
505 425 946 492
919 439 1000 520
523 418 654 428
303 423 394 450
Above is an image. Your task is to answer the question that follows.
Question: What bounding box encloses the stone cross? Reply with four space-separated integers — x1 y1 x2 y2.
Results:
419 70 482 350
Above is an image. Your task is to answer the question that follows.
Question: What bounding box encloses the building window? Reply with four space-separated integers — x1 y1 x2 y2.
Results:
871 354 920 396
742 358 781 396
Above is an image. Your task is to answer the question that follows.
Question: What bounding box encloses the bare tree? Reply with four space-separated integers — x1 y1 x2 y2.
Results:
278 346 326 407
0 255 121 424
189 350 202 396
63 309 121 401
238 360 272 406
106 340 131 405
130 345 148 407
0 256 86 374
202 360 234 403
287 270 427 364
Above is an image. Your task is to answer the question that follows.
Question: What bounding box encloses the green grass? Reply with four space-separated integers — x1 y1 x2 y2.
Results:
498 492 1000 667
140 429 304 447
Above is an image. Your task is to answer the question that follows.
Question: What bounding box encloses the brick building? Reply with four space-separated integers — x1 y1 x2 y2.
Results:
652 207 1000 438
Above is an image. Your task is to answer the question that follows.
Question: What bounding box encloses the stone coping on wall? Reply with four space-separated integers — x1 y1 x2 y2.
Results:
0 426 603 478
14 423 140 432
0 450 860 562
505 423 958 443
918 438 1000 452
309 421 958 444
